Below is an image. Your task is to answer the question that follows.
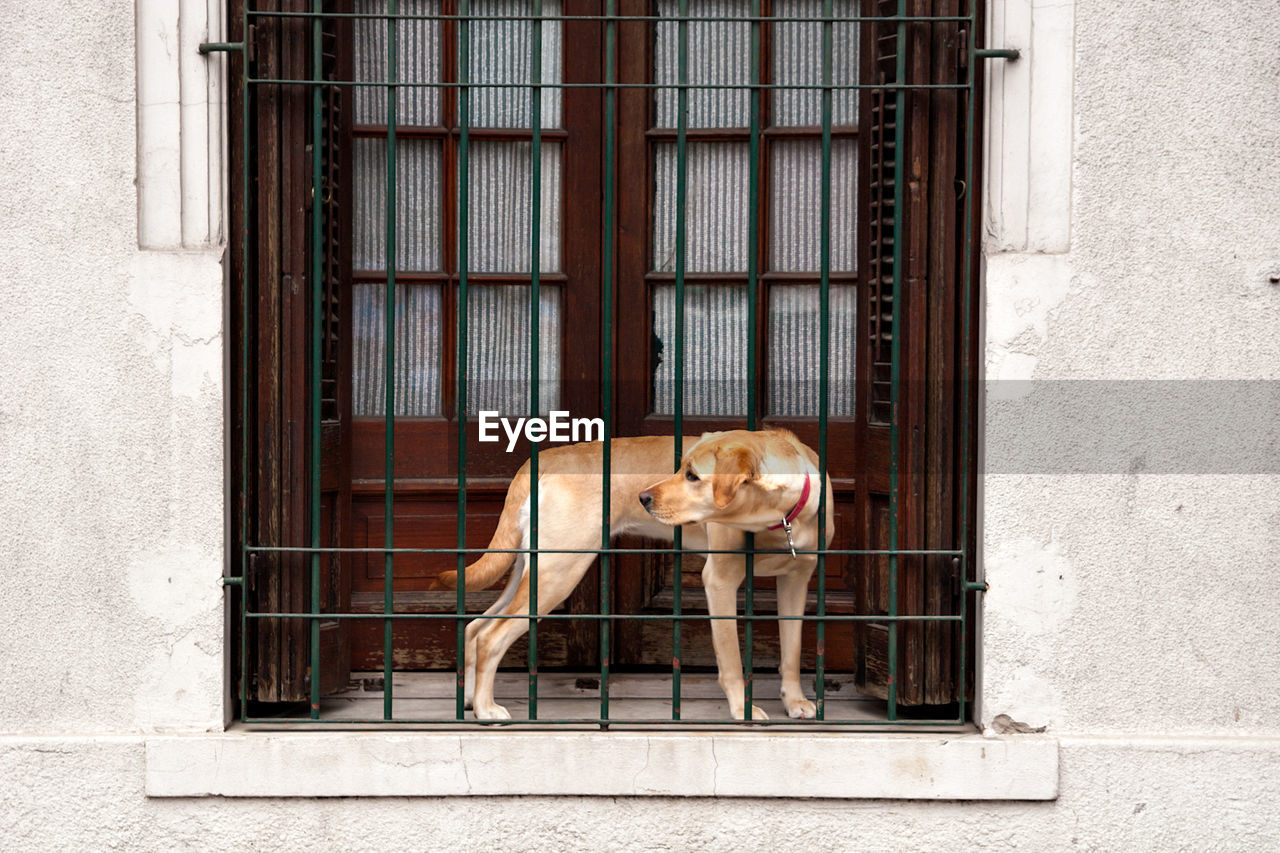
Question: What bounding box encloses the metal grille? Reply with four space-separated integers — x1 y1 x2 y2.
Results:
217 0 1001 728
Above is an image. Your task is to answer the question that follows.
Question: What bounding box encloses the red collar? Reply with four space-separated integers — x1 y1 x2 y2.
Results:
768 475 811 530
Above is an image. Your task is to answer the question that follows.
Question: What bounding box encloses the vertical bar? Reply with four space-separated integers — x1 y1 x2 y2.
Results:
308 0 324 721
815 0 833 721
238 0 250 721
957 0 977 725
887 0 909 722
600 0 616 727
528 0 543 720
742 0 763 723
671 0 689 721
383 0 400 724
455 0 472 723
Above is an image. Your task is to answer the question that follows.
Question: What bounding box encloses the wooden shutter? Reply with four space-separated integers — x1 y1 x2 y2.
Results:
234 0 354 704
853 0 973 706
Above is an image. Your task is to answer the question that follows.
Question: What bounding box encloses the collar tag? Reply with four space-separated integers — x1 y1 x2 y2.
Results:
780 518 797 558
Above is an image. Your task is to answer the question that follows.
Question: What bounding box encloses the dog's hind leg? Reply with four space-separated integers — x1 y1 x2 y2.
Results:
463 554 525 710
470 552 598 721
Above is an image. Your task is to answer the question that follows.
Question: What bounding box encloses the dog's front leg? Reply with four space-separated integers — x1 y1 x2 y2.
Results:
703 526 768 721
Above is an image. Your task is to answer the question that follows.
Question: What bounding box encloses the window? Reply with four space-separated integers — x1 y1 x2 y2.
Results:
230 0 982 725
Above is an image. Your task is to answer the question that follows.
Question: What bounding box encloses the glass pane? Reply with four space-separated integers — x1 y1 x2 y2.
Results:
768 285 856 416
354 138 443 272
654 0 751 129
653 143 749 273
354 0 443 127
353 284 443 416
770 138 856 272
465 141 562 273
653 285 747 416
464 286 561 416
467 0 563 128
771 0 858 127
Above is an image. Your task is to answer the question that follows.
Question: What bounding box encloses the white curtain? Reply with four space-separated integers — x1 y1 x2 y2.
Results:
768 285 856 416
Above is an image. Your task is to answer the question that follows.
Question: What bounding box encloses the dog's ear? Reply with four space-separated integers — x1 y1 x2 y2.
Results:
712 443 758 508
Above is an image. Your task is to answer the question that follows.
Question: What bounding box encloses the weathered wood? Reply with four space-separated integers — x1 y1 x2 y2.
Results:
852 0 975 707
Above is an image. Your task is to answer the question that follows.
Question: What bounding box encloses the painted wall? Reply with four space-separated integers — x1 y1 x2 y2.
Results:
1 0 1277 849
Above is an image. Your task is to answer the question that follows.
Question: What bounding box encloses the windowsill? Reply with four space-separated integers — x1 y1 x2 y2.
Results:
145 728 1059 799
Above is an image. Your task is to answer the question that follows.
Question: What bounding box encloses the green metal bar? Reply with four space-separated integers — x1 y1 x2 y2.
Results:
974 47 1019 60
671 0 689 722
815 0 833 722
600 0 617 728
528 0 543 720
250 78 968 90
241 715 965 727
238 0 250 722
382 0 399 724
249 10 974 23
958 0 979 727
456 0 472 724
887 0 909 723
248 545 962 556
249 611 963 623
741 0 762 724
308 0 324 722
199 41 245 53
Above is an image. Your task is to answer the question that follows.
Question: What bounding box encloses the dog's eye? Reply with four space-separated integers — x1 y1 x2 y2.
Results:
685 469 700 483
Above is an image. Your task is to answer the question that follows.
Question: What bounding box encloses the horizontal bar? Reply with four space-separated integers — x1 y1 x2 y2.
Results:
353 124 570 140
964 580 990 592
240 716 968 727
198 41 245 54
643 271 858 282
351 271 569 284
219 576 244 586
248 79 972 91
644 126 857 140
246 11 973 22
244 545 964 556
974 47 1021 60
246 612 964 623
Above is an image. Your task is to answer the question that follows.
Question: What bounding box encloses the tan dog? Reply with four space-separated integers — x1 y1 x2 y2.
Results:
437 429 834 721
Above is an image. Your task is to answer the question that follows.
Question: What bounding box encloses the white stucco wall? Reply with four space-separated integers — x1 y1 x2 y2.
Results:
1 0 1277 849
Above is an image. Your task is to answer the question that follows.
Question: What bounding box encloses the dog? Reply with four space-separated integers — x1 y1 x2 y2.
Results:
436 429 835 721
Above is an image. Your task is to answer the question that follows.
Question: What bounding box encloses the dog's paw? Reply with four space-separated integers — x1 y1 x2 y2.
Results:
784 697 817 719
732 704 770 721
473 703 512 721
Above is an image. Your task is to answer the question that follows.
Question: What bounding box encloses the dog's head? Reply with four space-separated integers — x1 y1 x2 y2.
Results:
639 430 799 527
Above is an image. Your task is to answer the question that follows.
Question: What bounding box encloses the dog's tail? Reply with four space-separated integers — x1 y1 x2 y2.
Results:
435 461 530 591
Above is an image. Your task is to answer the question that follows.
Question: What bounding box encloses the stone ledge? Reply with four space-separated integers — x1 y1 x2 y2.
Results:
145 730 1059 799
